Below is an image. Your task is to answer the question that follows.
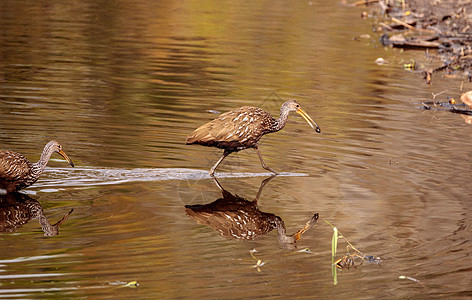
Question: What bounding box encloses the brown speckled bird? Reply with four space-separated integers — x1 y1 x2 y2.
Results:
0 141 74 193
186 100 321 175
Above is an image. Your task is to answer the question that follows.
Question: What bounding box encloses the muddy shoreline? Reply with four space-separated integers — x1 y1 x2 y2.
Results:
350 0 472 85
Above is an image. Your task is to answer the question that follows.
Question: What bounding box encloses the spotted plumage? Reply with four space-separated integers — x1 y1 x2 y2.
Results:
186 99 321 175
0 141 74 193
187 106 275 151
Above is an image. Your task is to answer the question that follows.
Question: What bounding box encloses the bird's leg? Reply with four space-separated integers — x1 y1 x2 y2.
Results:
209 150 230 176
254 175 276 203
212 176 224 191
255 146 279 175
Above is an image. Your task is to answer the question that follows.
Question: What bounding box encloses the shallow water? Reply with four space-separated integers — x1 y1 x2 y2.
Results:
1 0 472 298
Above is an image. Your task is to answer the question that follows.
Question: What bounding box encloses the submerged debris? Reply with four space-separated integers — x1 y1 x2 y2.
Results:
323 218 381 271
420 100 472 115
421 90 472 115
324 218 382 285
335 253 382 269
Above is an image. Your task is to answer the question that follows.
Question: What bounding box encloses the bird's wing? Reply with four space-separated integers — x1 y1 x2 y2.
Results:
186 110 238 144
0 151 31 181
186 107 267 144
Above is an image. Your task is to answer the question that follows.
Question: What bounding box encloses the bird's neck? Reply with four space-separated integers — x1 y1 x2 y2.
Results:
32 144 54 174
274 218 296 250
274 108 290 131
38 213 54 234
28 200 56 236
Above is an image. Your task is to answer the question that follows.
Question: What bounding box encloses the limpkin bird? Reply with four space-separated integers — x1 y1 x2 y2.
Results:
0 140 74 193
186 99 321 175
185 176 319 249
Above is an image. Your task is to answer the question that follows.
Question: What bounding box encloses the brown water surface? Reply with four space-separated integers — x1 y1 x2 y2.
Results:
1 1 471 298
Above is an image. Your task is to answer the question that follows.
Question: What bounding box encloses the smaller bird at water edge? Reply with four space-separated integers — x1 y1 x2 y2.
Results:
186 99 321 175
0 140 74 193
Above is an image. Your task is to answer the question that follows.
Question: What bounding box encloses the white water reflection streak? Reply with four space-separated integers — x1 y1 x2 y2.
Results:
29 167 308 192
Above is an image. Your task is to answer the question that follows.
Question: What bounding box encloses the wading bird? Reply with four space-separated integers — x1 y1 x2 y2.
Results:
0 141 74 193
186 99 321 175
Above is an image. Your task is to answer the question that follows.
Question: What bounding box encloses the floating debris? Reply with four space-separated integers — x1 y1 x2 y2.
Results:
123 281 139 288
297 248 312 253
335 253 382 269
108 280 139 288
420 100 472 115
399 275 420 283
403 60 417 70
334 254 358 269
206 109 221 114
375 57 389 65
363 255 382 264
249 249 266 272
322 217 381 285
380 33 440 49
253 260 266 268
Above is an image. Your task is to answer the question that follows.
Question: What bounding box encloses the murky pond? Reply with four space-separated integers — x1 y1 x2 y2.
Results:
1 0 471 298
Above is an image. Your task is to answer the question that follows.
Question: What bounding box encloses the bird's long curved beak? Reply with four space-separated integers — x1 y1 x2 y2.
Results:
296 108 321 133
58 149 75 167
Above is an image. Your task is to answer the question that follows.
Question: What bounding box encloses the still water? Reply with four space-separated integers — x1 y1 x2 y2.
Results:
1 0 471 298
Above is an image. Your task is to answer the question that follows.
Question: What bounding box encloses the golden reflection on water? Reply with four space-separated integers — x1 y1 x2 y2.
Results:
1 0 472 298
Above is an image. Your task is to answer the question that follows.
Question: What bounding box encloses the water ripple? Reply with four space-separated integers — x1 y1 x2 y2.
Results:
30 167 307 191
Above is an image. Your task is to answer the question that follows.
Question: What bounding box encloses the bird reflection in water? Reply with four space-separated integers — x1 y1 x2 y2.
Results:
185 176 319 250
0 193 73 236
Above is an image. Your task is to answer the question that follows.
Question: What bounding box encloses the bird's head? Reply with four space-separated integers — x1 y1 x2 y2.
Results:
47 140 75 167
283 100 321 133
45 208 74 237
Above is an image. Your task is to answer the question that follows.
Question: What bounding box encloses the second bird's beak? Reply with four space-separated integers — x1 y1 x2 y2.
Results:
58 150 75 167
297 108 321 133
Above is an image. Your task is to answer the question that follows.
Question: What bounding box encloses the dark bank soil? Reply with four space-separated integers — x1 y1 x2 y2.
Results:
351 0 472 84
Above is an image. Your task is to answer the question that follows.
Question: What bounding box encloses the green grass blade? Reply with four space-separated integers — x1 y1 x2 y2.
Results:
332 227 338 258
